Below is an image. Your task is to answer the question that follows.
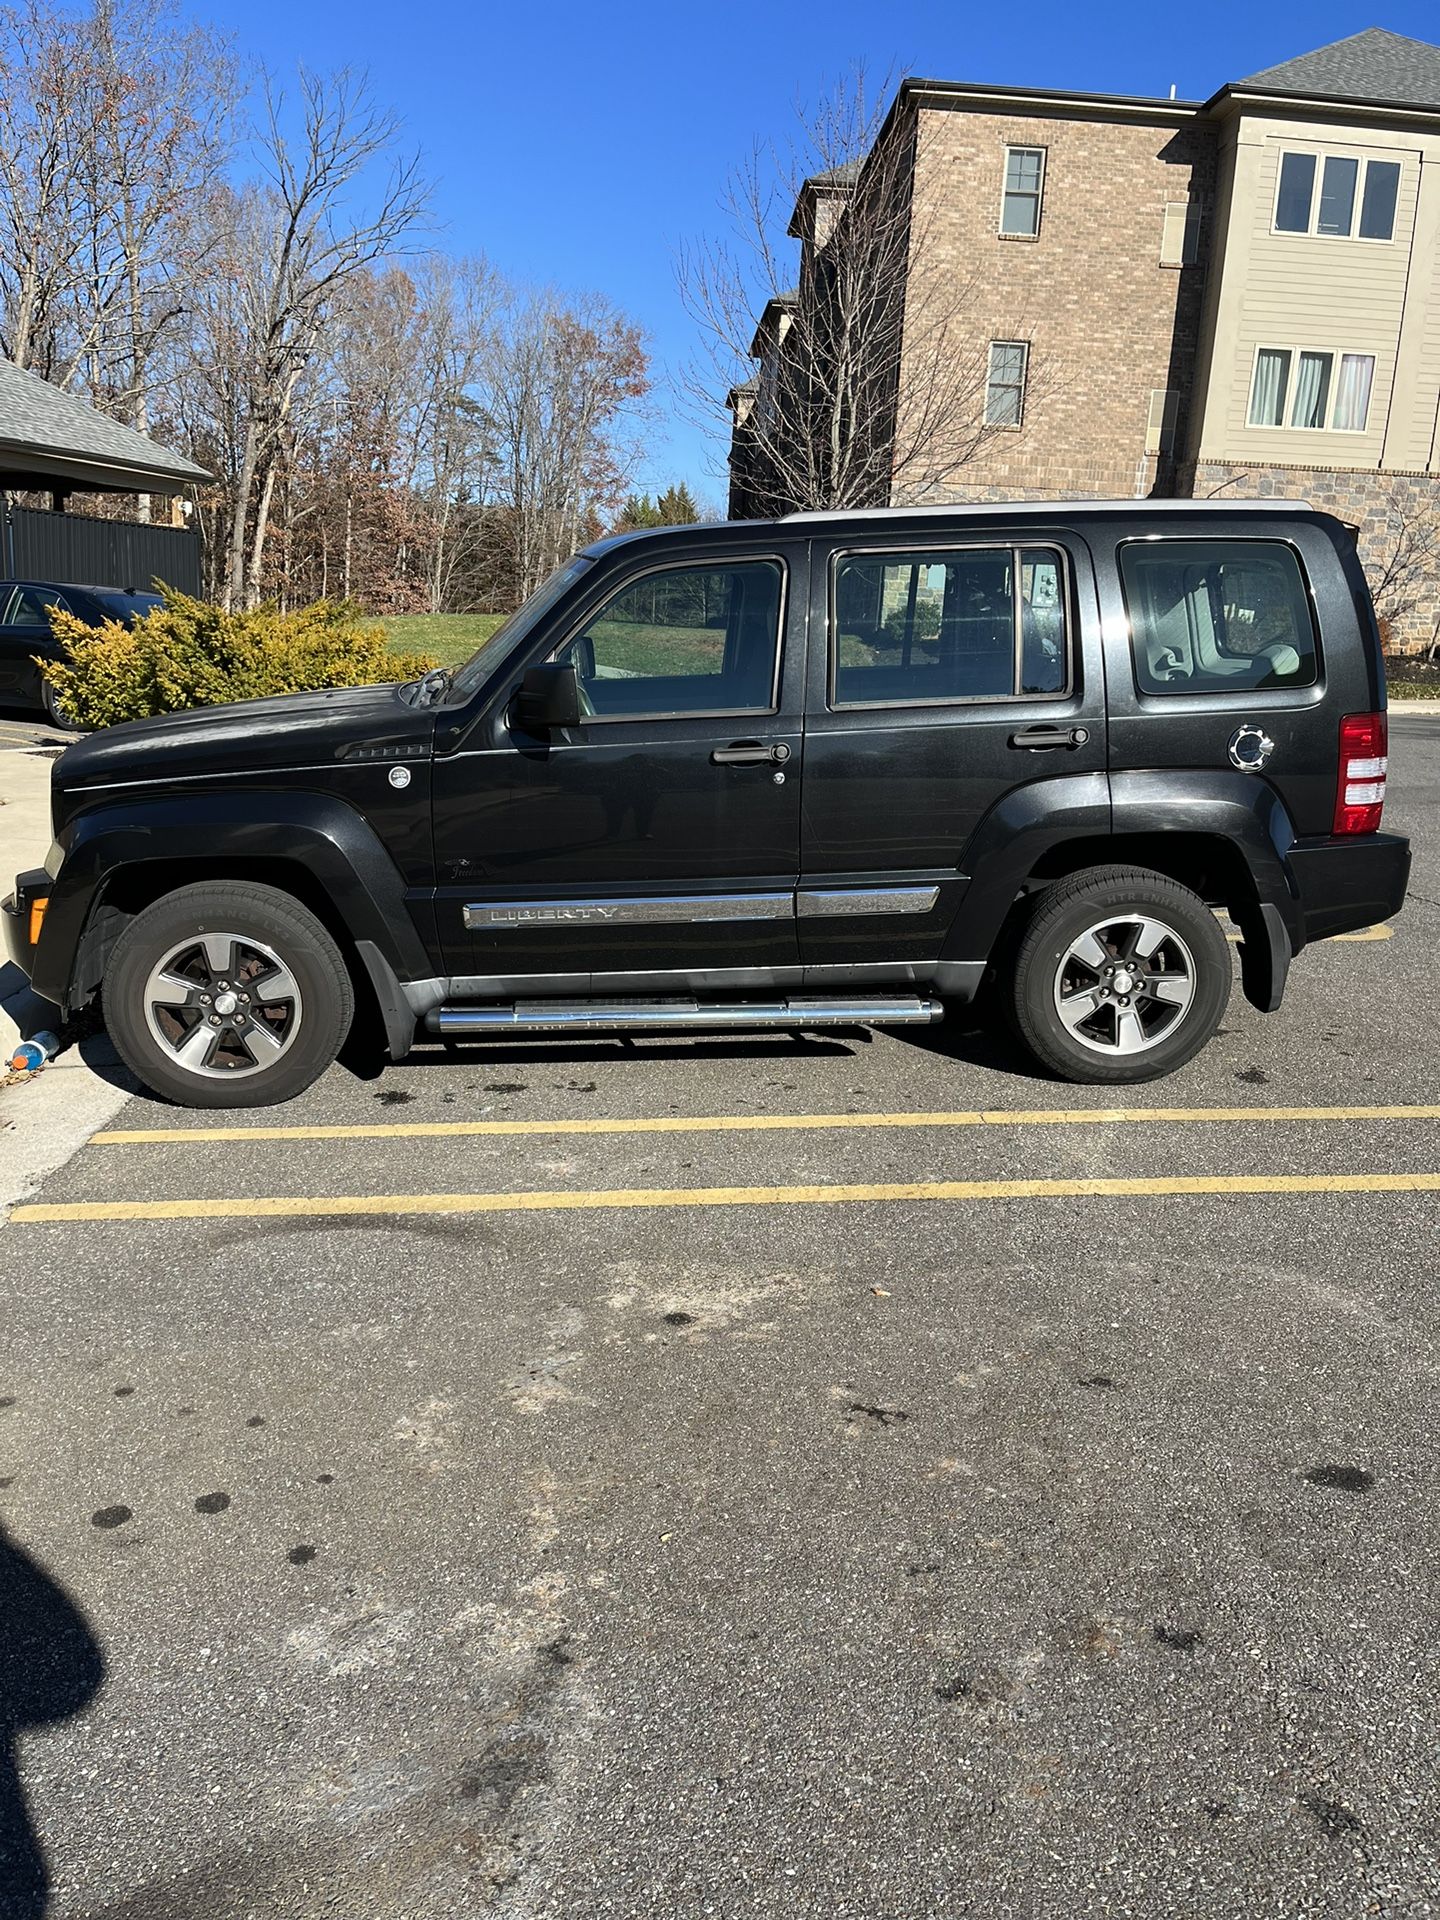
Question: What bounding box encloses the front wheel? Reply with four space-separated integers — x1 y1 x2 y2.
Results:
1008 866 1231 1084
105 882 354 1107
40 675 82 731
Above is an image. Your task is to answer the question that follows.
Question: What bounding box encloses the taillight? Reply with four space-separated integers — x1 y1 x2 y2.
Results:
1334 711 1387 835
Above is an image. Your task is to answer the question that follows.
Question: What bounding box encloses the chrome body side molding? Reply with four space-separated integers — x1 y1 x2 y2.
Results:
463 892 792 930
464 885 941 931
796 885 940 917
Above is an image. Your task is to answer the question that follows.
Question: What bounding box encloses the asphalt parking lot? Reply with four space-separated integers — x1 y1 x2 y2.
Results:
1 718 1437 1920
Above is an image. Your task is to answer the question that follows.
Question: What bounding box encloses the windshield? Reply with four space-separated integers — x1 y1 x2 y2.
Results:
85 589 163 622
447 557 595 700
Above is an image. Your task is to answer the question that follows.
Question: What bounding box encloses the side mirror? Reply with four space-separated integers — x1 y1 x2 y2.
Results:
515 662 582 733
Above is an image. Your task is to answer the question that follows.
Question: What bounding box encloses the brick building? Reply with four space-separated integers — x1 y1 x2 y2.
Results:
728 29 1440 648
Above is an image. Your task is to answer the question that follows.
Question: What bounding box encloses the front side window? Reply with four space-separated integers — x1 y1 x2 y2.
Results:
1001 147 1045 236
1274 148 1400 240
1121 540 1318 696
986 341 1029 425
832 547 1066 707
554 559 783 718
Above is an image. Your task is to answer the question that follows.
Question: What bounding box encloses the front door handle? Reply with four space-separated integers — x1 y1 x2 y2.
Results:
1009 724 1091 751
712 742 791 766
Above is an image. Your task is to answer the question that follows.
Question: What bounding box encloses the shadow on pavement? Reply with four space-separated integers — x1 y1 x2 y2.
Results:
0 1527 105 1917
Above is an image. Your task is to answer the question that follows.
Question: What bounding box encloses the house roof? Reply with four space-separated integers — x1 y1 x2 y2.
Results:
808 161 861 190
1234 27 1440 109
0 359 211 494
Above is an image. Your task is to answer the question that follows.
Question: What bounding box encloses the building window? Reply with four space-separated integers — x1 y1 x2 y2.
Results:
1247 345 1376 432
1359 161 1401 239
986 341 1029 425
1000 147 1045 236
1273 150 1400 241
1248 348 1291 426
1316 156 1358 235
1333 353 1376 431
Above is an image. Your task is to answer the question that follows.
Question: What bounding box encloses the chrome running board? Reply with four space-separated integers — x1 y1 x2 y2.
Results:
426 994 944 1036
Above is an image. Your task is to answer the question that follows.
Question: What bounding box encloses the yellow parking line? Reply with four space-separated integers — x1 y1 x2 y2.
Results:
1222 923 1393 943
10 1170 1440 1225
90 1102 1440 1146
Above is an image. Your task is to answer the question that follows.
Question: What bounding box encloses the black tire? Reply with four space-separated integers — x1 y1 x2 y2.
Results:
105 881 354 1108
40 676 82 731
1008 865 1231 1085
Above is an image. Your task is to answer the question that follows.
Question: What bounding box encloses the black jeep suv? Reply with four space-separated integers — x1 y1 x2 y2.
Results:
3 502 1410 1108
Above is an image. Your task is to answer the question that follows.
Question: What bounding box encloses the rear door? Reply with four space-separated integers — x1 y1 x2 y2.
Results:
796 529 1108 970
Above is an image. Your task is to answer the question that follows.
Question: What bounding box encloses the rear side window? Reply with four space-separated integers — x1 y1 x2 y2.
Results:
1119 539 1318 695
831 547 1067 707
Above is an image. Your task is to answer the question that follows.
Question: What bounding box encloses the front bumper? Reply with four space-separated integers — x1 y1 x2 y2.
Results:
2 868 51 983
1288 831 1411 945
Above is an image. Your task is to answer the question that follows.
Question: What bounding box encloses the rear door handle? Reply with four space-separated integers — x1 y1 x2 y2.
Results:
712 742 791 766
1009 725 1090 751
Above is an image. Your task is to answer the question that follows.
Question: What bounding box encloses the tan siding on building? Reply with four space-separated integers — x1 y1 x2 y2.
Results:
1406 158 1440 470
1195 114 1439 470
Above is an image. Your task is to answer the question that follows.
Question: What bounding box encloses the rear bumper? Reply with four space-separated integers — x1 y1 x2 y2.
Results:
1287 831 1411 944
2 868 50 982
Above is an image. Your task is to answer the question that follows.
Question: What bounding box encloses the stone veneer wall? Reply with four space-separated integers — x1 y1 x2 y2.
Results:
1182 463 1440 654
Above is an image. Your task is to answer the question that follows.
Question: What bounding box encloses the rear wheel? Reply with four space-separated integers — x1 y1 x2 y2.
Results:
105 882 353 1107
1008 866 1231 1084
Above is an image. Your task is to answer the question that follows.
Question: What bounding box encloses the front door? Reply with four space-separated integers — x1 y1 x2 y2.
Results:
797 532 1108 970
431 546 806 985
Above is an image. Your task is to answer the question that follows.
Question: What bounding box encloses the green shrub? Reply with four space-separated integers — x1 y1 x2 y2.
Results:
39 587 438 728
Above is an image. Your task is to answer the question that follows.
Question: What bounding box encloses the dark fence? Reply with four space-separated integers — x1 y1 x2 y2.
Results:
4 506 202 596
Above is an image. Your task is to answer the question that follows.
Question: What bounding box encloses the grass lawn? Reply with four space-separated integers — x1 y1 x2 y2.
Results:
379 612 508 667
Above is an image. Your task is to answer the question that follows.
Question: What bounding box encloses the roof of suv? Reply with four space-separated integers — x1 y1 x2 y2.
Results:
583 498 1319 558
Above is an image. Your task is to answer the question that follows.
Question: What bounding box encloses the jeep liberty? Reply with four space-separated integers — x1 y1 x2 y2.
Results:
3 501 1411 1108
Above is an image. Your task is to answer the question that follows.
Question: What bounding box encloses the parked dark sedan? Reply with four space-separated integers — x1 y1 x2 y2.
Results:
0 580 162 724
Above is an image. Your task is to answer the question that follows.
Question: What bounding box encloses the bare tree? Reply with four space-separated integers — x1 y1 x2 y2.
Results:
0 0 101 374
222 68 428 608
483 289 650 600
82 1 235 427
1365 484 1440 659
403 255 503 612
678 70 1046 514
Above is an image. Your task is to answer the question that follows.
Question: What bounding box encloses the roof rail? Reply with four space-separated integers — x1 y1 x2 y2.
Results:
778 498 1313 523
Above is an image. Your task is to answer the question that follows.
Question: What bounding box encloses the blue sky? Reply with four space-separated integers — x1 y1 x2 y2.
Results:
203 0 1439 504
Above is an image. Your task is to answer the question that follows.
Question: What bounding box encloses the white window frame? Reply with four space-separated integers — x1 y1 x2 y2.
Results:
1245 343 1377 434
985 340 1030 427
1270 149 1402 243
999 147 1046 239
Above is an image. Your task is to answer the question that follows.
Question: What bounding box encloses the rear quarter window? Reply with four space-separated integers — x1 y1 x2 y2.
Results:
1119 539 1318 696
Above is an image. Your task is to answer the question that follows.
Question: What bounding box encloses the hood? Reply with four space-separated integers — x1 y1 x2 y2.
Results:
54 682 437 800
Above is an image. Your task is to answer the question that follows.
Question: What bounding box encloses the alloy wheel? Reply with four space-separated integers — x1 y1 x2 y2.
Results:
1052 914 1197 1057
142 930 304 1079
